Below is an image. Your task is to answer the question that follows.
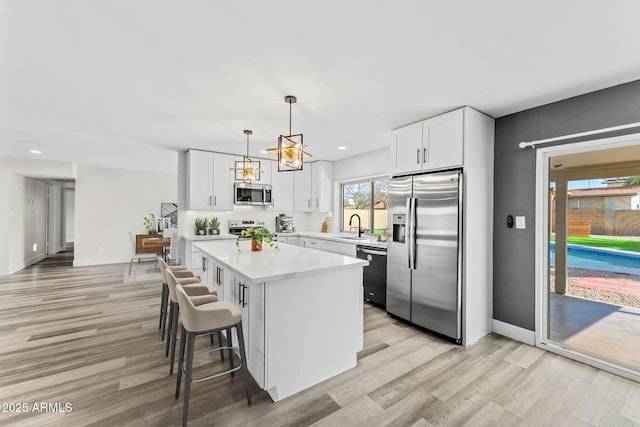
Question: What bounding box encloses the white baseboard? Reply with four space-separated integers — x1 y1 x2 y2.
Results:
492 319 535 346
1 253 47 276
73 256 131 267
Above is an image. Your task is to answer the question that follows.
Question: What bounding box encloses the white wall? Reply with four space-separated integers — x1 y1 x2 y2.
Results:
0 155 177 275
73 165 177 267
332 148 390 181
64 189 75 243
0 156 75 275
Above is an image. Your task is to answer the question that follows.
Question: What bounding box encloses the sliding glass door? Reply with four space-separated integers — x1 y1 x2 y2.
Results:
538 135 640 380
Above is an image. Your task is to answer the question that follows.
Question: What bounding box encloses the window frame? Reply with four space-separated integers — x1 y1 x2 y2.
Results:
340 176 388 235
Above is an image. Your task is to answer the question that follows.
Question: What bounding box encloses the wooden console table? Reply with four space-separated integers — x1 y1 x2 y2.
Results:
135 234 171 256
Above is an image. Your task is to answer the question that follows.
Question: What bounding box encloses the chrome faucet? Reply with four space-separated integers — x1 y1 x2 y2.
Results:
349 214 362 238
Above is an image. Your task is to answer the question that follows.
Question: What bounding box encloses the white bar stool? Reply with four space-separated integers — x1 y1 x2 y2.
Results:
174 284 251 427
165 269 219 375
158 258 190 341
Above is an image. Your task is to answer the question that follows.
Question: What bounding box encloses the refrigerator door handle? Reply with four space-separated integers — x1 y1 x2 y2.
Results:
410 197 417 270
406 197 412 268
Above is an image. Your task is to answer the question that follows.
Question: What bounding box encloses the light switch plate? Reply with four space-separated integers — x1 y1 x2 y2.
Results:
515 216 526 229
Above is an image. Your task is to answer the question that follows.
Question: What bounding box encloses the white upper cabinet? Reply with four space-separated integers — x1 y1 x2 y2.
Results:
187 149 212 210
292 165 312 212
391 108 464 176
311 161 332 212
391 121 423 175
187 149 233 211
259 160 272 185
212 153 233 210
423 108 464 171
271 160 293 211
291 161 333 212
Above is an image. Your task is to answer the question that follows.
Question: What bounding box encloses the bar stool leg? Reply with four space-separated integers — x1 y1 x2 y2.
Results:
182 331 195 427
160 283 168 338
227 327 235 377
169 304 180 375
165 301 174 357
175 325 187 399
235 323 252 405
217 331 225 361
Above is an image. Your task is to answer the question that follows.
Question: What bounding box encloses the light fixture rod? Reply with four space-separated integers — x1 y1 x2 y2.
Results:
284 95 296 136
244 129 252 157
518 121 640 149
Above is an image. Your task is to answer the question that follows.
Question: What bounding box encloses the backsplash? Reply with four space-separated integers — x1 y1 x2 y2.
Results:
179 207 331 236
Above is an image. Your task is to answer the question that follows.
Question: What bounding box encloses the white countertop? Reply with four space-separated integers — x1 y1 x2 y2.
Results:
181 233 237 242
194 240 368 284
277 231 388 249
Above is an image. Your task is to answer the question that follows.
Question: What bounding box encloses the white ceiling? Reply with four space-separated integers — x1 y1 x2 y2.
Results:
2 1 640 173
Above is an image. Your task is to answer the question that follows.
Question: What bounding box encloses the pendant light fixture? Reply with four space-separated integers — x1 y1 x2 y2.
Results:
266 95 311 171
230 129 263 182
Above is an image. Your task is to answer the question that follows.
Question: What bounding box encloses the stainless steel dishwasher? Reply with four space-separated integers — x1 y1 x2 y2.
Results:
356 245 387 308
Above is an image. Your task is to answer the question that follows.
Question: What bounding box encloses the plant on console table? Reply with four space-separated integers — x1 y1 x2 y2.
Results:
143 213 157 234
236 227 278 252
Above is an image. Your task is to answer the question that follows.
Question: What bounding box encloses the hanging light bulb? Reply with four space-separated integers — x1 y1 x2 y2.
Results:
230 130 263 183
266 95 311 172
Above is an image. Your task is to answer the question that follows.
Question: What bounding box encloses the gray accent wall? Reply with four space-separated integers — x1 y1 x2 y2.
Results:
493 79 640 330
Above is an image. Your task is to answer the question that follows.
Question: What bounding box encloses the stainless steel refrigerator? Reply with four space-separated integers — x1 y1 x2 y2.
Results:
386 169 462 343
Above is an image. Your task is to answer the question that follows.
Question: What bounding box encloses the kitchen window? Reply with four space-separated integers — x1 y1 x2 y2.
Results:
341 178 388 235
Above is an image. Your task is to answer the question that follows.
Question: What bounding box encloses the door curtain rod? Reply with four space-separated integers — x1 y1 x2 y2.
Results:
518 121 640 149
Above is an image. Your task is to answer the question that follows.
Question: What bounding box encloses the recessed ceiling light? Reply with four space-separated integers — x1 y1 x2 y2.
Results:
337 146 347 150
30 149 42 154
259 150 268 154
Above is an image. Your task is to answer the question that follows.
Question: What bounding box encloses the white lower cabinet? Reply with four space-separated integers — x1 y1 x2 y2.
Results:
226 273 265 389
301 237 321 249
337 243 357 257
320 240 338 253
284 236 300 246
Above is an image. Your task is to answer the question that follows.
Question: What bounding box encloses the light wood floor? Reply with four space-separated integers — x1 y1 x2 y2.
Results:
1 253 640 427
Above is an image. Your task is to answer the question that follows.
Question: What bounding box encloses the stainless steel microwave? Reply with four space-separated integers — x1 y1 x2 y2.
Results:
234 183 273 206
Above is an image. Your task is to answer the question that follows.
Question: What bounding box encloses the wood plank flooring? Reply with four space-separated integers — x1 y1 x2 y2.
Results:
1 252 639 426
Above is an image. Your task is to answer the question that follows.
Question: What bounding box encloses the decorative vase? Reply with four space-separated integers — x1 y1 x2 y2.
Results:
251 239 262 251
197 229 206 236
208 229 220 235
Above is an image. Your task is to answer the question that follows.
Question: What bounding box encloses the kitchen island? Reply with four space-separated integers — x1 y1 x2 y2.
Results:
194 240 368 402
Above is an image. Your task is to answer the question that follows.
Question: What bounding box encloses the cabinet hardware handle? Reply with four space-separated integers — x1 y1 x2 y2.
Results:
242 284 247 308
209 195 212 206
417 148 420 164
202 257 206 272
423 147 427 163
316 198 319 208
214 196 217 206
238 281 242 305
308 199 311 208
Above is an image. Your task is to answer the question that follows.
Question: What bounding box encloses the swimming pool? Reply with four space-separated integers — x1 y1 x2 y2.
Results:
550 243 640 275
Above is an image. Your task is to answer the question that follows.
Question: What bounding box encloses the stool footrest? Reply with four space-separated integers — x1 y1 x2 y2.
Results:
191 365 243 383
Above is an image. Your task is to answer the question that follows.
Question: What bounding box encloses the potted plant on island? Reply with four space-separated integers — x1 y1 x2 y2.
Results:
143 213 157 234
195 217 208 235
208 217 220 235
236 227 278 252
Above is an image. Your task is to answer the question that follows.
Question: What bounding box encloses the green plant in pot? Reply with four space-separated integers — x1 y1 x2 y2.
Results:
195 217 208 235
236 227 278 252
143 213 157 234
208 217 220 235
